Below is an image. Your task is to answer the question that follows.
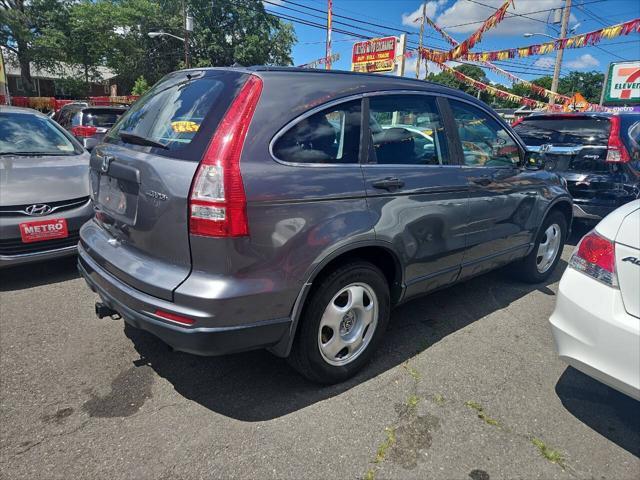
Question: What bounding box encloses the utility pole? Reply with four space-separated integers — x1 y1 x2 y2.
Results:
396 33 407 77
550 0 571 105
325 0 332 70
416 2 427 79
183 1 192 68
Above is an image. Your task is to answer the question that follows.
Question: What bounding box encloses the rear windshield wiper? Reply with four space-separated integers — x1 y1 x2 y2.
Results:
0 151 63 156
118 131 169 150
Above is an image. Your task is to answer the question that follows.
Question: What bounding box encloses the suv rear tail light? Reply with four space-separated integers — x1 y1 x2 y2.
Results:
606 116 630 163
189 75 262 237
71 125 98 137
511 117 524 127
569 231 618 287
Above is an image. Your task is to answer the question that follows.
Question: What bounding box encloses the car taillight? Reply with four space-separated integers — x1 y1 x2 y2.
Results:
511 117 524 127
71 125 98 137
189 75 262 237
606 116 630 163
569 231 618 287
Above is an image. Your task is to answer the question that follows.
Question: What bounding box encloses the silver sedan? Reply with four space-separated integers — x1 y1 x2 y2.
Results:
0 106 93 268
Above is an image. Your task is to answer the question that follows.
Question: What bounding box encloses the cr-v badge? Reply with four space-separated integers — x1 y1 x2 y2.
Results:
145 190 168 201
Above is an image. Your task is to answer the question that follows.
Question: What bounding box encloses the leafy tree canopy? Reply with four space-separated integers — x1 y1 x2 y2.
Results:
1 0 296 95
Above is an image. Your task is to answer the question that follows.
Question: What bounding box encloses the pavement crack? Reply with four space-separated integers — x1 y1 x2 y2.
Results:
4 419 91 461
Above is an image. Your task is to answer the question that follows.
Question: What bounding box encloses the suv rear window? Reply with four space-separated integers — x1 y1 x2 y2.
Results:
108 77 226 151
82 109 124 128
515 117 610 146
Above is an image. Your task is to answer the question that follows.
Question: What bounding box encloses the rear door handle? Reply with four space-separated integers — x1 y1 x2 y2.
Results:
472 176 493 186
372 177 405 191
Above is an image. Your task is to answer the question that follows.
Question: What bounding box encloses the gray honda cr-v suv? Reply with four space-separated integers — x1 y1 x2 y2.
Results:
79 67 572 383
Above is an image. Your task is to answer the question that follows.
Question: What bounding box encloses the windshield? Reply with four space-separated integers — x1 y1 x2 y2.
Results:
514 117 610 146
0 112 80 155
108 77 225 151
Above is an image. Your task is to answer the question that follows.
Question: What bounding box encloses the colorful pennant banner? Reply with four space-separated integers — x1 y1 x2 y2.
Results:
425 0 514 63
421 14 570 102
479 62 571 101
298 53 341 69
434 62 549 109
421 18 640 63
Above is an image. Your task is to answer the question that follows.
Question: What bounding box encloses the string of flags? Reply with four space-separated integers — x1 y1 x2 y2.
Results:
420 0 513 63
421 17 640 63
298 53 341 69
434 62 549 110
433 62 614 112
479 62 571 102
419 13 571 102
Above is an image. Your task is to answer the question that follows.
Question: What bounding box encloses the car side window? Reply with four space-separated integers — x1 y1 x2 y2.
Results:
273 100 361 164
449 100 520 167
71 112 82 127
368 95 447 165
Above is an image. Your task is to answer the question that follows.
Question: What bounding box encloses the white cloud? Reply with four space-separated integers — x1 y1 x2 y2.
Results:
402 2 443 28
534 57 555 69
565 53 599 69
403 57 441 78
434 0 566 36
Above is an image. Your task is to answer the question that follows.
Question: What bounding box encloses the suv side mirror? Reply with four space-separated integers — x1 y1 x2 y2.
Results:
524 149 544 170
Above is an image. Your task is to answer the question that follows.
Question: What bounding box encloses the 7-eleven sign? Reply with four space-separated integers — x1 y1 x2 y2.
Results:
604 61 640 104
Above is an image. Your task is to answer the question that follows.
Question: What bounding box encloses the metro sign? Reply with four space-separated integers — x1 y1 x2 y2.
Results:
604 61 640 104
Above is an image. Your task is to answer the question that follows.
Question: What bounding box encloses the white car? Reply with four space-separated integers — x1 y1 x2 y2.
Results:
550 200 640 401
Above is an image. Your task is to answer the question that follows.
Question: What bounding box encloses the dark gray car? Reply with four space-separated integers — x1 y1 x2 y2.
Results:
78 67 572 383
0 106 92 267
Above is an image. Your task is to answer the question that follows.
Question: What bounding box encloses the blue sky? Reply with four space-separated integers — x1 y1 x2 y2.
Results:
266 0 640 85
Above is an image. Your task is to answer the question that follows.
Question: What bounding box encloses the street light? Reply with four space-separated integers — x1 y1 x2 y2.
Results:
523 32 557 40
148 31 186 42
148 31 189 68
522 24 580 40
523 22 580 106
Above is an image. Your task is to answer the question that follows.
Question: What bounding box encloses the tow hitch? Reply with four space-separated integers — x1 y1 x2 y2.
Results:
95 302 122 320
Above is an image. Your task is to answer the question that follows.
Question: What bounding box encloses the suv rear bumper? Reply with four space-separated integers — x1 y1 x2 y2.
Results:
78 244 291 356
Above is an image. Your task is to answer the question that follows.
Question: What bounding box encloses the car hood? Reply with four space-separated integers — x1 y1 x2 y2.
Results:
0 152 91 206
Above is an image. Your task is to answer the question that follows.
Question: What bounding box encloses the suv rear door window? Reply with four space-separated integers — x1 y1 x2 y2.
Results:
273 100 361 164
515 117 610 146
450 100 520 167
368 95 447 165
108 77 227 151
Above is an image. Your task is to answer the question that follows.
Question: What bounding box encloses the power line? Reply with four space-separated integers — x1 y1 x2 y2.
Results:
441 0 606 30
263 0 404 40
465 0 555 27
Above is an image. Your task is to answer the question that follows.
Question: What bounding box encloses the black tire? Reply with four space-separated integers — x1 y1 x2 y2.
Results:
287 261 391 384
512 211 567 283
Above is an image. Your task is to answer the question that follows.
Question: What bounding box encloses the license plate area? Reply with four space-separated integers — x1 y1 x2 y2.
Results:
97 175 139 223
19 218 68 243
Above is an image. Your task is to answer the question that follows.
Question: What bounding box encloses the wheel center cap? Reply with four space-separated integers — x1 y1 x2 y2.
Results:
340 310 356 335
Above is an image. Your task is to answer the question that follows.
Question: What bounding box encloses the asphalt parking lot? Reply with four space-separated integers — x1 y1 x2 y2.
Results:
1 225 638 480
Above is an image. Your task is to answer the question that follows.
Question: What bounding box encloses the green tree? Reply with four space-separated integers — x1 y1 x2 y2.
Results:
3 0 296 96
0 0 71 94
559 71 604 103
131 75 150 95
187 0 296 67
107 0 184 94
427 64 491 103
